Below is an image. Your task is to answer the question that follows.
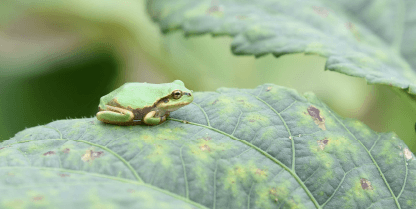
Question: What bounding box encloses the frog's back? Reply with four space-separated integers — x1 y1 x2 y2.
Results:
100 82 173 109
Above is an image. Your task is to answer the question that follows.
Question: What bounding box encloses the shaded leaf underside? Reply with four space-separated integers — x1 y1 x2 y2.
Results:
147 0 416 95
1 84 416 208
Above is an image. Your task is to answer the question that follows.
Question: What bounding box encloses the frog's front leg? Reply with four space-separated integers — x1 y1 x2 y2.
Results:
143 111 168 125
96 105 134 124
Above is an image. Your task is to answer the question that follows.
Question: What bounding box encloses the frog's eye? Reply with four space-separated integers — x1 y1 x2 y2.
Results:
172 90 182 99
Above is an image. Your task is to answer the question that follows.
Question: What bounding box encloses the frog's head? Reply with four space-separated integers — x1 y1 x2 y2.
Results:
156 80 194 112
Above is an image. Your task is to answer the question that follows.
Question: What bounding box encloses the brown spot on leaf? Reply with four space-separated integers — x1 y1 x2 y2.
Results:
249 119 255 123
212 99 219 105
269 187 277 195
404 148 413 160
255 169 267 176
317 138 329 150
81 150 104 162
307 106 326 130
266 86 272 92
203 136 212 141
199 144 211 152
32 196 43 201
43 151 55 156
269 187 279 201
58 173 70 177
312 6 330 18
206 0 223 15
360 178 373 190
62 148 70 154
345 22 361 41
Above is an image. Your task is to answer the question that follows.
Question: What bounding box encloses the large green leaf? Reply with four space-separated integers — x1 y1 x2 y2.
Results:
146 0 416 95
1 84 415 208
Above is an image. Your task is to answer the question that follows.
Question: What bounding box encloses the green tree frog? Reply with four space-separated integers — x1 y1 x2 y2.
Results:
96 80 193 126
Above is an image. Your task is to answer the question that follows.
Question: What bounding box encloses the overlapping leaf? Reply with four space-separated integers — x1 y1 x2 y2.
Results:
146 0 416 95
1 84 415 208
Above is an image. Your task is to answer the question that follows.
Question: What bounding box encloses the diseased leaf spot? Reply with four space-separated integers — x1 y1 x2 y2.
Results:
312 6 331 18
199 144 211 152
266 86 272 92
43 151 55 156
255 169 267 177
206 0 223 16
32 196 43 201
307 105 326 130
404 148 413 161
212 99 219 105
360 178 373 190
345 22 361 41
62 148 70 154
269 187 279 202
81 150 104 162
317 138 329 150
58 173 70 177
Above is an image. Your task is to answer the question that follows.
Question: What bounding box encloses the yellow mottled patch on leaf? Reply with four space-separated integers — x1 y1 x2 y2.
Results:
234 96 258 110
347 120 371 136
379 138 399 165
254 182 292 208
319 135 360 164
88 188 116 209
146 144 172 168
223 164 250 196
252 168 268 182
188 137 233 162
343 177 375 204
245 113 270 124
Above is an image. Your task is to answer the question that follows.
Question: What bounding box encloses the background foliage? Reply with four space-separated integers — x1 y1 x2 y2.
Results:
0 0 415 152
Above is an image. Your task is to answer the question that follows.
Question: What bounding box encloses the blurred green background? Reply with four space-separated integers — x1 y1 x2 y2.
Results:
1 0 415 151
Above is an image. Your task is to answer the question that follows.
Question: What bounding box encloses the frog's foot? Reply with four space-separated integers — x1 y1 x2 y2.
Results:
143 111 168 125
96 105 134 124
